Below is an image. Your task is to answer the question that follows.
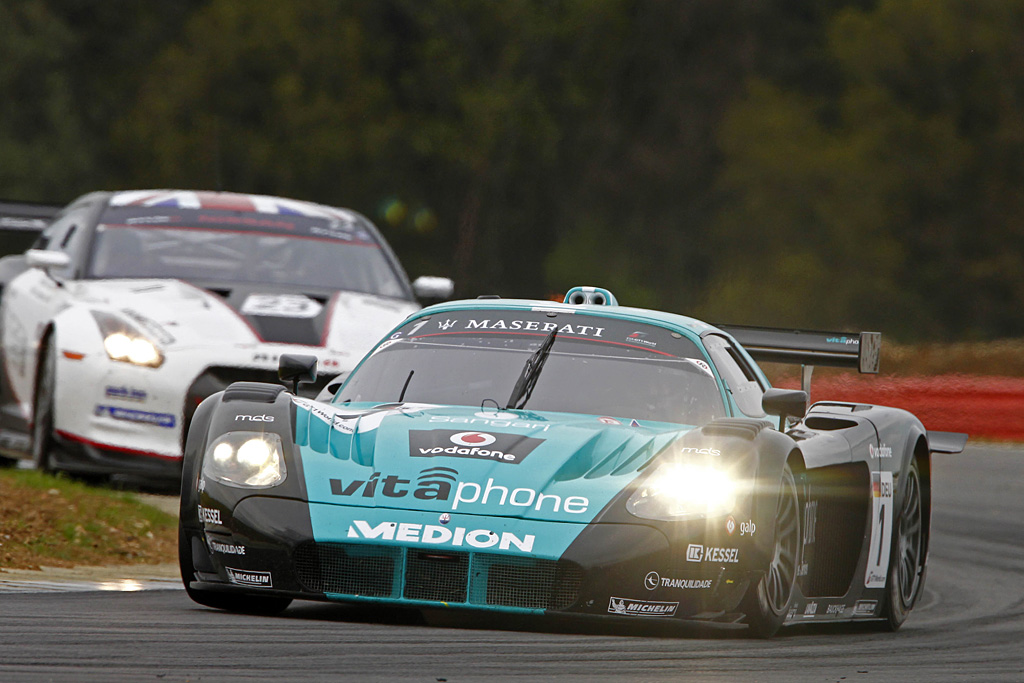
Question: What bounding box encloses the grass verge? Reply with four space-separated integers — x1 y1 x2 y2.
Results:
0 468 177 571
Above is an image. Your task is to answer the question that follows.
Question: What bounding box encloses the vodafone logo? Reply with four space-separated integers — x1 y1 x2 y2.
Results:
450 432 497 447
411 429 544 465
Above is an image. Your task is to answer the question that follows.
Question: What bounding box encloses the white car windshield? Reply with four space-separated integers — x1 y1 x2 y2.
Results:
86 206 409 298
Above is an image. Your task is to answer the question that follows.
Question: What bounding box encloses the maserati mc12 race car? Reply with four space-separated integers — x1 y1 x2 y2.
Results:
0 190 452 484
178 286 966 636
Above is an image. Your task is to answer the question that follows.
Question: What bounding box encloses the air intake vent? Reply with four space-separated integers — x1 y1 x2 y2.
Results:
701 418 773 440
292 543 582 610
223 381 286 403
294 542 398 596
404 550 469 602
477 555 583 610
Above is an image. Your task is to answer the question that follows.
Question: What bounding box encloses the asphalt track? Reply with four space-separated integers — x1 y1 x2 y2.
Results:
1 444 1021 682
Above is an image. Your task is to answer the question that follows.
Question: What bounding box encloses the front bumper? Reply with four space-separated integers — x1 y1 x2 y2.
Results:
50 353 331 481
184 497 754 619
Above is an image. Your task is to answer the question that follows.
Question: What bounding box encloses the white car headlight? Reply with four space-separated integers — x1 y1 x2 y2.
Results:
203 432 286 488
91 311 164 367
626 462 737 520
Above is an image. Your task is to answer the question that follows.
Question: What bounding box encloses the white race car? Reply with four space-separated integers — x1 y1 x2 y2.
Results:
0 189 452 485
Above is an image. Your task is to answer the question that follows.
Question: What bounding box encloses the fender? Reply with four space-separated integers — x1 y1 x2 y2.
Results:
746 429 803 569
673 419 798 570
181 383 304 527
898 424 930 570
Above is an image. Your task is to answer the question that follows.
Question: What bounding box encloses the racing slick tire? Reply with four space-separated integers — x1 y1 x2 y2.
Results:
740 459 801 638
31 337 57 472
878 456 926 631
178 527 292 616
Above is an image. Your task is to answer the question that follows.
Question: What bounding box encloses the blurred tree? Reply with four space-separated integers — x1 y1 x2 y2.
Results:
0 0 200 201
4 0 1022 340
112 0 590 289
710 0 1024 340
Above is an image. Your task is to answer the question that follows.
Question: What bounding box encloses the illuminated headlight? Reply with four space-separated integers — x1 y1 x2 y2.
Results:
91 311 164 367
203 432 286 488
626 463 737 520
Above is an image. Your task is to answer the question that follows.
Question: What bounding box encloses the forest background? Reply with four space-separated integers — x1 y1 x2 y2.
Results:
3 0 1023 343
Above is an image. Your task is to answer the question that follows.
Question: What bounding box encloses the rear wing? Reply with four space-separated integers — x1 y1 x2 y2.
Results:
0 200 60 259
717 324 881 396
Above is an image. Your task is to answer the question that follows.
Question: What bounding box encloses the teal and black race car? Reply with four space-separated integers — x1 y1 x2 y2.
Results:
178 286 966 636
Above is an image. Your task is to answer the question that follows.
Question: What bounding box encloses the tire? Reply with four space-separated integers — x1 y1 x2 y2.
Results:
879 457 926 631
178 526 292 616
31 337 57 472
741 460 801 638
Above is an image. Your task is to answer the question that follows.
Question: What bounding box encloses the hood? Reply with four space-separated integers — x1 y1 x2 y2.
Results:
70 279 417 358
294 401 692 524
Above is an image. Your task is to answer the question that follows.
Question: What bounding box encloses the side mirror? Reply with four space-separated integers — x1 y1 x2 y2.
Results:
25 249 71 273
762 388 808 424
412 276 454 301
278 354 317 394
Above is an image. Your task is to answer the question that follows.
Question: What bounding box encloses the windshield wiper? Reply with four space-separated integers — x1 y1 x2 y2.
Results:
398 370 414 403
505 329 557 410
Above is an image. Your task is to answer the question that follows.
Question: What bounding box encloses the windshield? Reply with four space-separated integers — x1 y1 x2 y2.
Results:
86 205 410 298
337 310 726 426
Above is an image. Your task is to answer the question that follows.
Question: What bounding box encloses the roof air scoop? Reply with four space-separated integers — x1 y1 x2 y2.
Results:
564 286 618 306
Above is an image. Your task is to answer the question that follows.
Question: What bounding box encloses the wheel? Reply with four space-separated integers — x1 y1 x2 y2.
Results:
879 457 926 631
31 337 57 472
178 526 292 616
741 460 800 638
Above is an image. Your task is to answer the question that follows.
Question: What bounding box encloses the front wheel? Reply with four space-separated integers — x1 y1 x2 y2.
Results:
178 527 292 616
740 460 800 638
879 457 926 631
31 337 57 472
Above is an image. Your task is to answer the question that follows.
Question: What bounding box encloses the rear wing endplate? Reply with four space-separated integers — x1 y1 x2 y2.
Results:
0 200 60 260
927 431 968 455
717 324 881 397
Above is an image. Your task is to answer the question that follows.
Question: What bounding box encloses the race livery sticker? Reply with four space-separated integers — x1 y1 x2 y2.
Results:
104 385 147 402
240 293 323 319
409 429 543 465
722 516 754 537
198 505 223 525
208 539 246 555
235 414 275 423
429 414 551 432
854 600 878 616
688 359 715 377
429 318 606 338
865 471 894 588
95 405 175 428
608 597 679 617
624 331 657 348
644 571 711 590
328 466 590 515
685 544 739 563
679 446 721 457
226 567 272 587
869 442 893 459
346 519 535 553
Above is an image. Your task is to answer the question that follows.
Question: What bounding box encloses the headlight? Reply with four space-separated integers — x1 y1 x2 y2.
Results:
91 311 164 367
203 432 286 488
626 462 737 520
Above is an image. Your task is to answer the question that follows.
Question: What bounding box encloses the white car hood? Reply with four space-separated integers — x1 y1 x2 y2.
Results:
69 279 418 359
